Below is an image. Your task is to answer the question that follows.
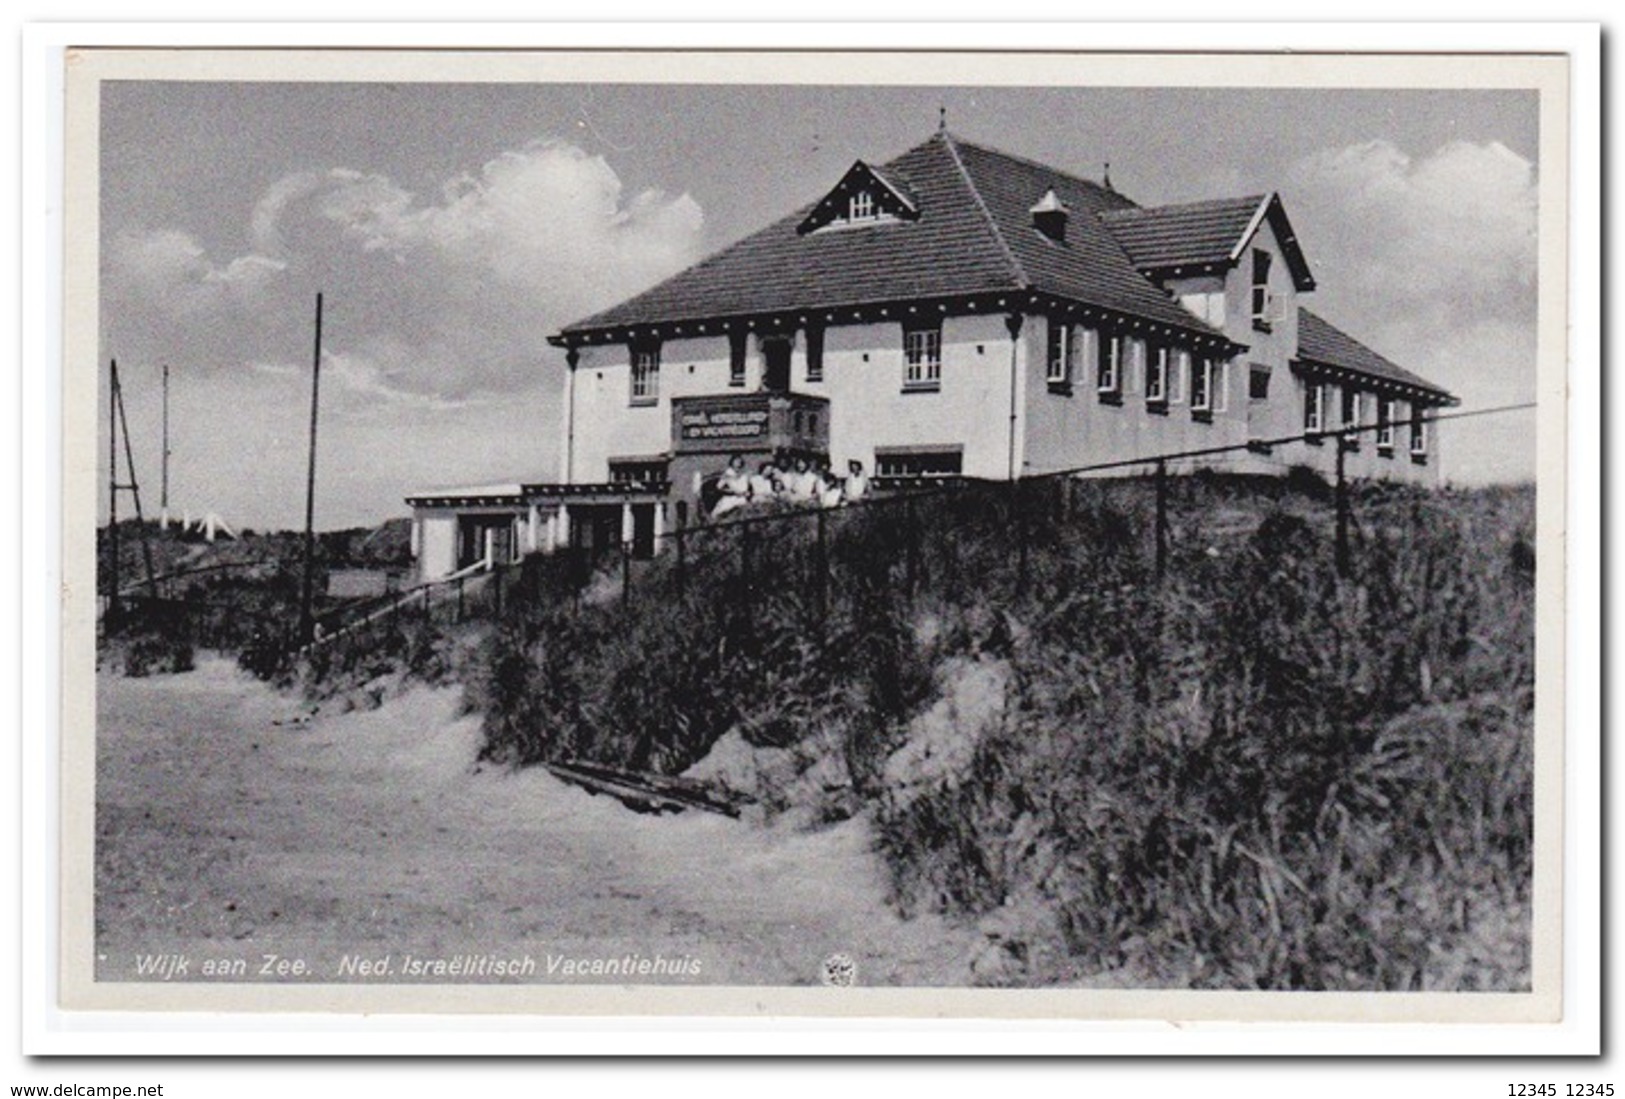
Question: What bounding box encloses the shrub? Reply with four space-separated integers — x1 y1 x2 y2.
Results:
468 475 1533 990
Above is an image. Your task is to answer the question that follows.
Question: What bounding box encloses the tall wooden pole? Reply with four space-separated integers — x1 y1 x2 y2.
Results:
298 292 324 642
160 362 170 524
115 368 158 596
107 360 120 617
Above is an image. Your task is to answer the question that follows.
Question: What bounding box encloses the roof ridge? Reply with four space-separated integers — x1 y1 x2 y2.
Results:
1101 193 1268 220
935 130 1030 290
942 133 1124 203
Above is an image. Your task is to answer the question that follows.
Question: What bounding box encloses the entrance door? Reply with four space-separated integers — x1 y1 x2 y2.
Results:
632 504 657 559
762 338 792 393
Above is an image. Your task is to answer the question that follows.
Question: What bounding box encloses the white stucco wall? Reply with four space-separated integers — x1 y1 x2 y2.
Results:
816 313 1019 478
417 515 457 582
1022 313 1250 477
565 313 1022 483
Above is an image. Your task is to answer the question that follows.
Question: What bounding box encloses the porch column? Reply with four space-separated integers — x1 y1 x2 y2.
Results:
556 504 571 549
544 510 559 554
526 504 540 553
484 527 497 569
621 501 634 546
652 501 666 554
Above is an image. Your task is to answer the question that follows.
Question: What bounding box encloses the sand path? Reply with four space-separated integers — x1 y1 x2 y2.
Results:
95 658 976 987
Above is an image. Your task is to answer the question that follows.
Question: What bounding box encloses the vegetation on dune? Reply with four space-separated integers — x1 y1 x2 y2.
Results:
98 475 1537 989
473 473 1536 990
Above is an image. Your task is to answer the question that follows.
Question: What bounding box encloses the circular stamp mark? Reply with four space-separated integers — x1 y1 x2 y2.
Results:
819 952 857 987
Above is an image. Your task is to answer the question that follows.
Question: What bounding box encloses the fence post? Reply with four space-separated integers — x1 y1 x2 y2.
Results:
456 575 465 622
814 508 828 622
621 541 632 610
1335 433 1351 578
904 496 919 596
1155 458 1169 581
493 565 504 618
1015 481 1029 596
675 524 687 597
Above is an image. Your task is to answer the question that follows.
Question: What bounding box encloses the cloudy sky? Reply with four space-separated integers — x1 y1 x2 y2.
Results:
98 79 1540 530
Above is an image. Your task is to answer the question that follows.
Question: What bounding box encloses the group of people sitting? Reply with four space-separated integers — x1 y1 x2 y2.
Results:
709 454 869 519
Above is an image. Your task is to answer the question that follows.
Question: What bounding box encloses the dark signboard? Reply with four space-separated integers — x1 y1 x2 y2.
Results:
679 406 769 442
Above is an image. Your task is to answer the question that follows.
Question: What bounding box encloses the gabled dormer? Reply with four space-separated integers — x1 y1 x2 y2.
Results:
796 160 920 235
1100 192 1315 293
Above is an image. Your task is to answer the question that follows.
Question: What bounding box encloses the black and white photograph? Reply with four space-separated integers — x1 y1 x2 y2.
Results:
55 42 1573 1030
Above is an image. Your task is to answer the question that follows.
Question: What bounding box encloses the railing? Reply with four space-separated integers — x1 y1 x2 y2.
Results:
104 402 1534 681
531 402 1537 616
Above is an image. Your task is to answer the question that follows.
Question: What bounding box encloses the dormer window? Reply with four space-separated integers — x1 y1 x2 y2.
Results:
796 161 919 235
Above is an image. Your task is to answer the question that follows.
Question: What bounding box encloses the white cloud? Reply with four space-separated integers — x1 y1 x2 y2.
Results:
300 140 704 321
1287 139 1540 484
108 227 286 318
1288 139 1537 328
322 348 475 414
249 171 327 256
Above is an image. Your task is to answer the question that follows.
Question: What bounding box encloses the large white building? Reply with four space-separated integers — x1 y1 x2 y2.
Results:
408 129 1455 580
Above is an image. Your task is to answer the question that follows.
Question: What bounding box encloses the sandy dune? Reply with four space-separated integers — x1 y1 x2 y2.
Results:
95 658 976 987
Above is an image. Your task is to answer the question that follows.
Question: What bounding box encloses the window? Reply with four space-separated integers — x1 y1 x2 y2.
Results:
1304 381 1325 434
1190 356 1212 414
1249 365 1271 401
875 447 963 478
1341 388 1363 448
1146 346 1169 404
1251 249 1273 331
903 324 942 390
1342 387 1363 427
1046 319 1074 388
729 331 747 388
630 344 660 405
1097 333 1123 400
806 325 825 383
1410 410 1428 456
1377 398 1397 452
848 189 876 222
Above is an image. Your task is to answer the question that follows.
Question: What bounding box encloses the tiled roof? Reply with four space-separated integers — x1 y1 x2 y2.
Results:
1101 193 1316 291
557 131 1226 344
1100 195 1265 271
1295 308 1456 402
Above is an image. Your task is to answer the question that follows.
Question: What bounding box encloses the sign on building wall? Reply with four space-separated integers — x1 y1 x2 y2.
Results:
679 405 770 442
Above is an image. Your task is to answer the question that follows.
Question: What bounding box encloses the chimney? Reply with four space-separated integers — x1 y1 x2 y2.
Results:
1031 188 1069 243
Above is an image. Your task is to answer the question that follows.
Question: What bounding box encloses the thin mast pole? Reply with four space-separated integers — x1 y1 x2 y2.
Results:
108 360 120 616
298 292 324 642
113 362 158 595
160 362 170 523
